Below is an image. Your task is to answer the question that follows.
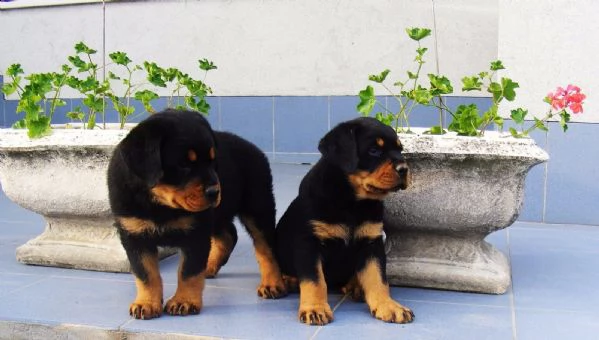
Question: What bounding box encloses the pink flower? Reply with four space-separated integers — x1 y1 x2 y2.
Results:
546 84 586 114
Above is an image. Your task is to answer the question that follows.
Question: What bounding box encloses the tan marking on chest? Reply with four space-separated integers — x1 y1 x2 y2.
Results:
354 222 384 240
310 220 350 243
117 216 194 235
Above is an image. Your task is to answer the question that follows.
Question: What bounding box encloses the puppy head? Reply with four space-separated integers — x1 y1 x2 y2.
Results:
118 109 221 212
318 117 410 200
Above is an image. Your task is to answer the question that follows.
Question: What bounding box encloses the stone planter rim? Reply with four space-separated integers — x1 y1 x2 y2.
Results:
396 128 549 162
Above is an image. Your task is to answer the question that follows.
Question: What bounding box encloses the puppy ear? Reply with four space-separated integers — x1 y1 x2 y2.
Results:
318 122 358 173
118 123 163 187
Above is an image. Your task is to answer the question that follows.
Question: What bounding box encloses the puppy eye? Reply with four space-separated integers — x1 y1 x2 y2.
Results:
368 147 383 157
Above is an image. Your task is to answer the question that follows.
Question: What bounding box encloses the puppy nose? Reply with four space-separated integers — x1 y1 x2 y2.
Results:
395 163 409 177
204 186 220 203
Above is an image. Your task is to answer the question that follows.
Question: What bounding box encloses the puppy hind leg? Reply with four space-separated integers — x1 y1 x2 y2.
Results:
206 222 238 278
240 214 287 299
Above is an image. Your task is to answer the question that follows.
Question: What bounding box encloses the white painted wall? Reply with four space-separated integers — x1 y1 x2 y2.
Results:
498 0 598 123
0 0 498 99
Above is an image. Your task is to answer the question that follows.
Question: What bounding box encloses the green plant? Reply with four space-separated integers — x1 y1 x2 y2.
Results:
1 63 70 138
358 27 585 137
1 42 217 138
143 58 217 114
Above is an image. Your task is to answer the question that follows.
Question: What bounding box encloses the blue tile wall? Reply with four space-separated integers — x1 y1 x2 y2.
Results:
544 122 599 225
0 82 597 226
0 75 4 127
220 97 273 152
274 96 328 155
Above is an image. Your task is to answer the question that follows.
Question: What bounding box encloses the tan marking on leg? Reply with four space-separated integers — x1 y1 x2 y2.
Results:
205 233 235 278
241 216 287 299
118 217 157 235
282 274 299 293
130 253 163 320
298 259 333 325
357 259 414 323
354 222 384 240
341 276 364 302
310 220 350 243
164 258 205 316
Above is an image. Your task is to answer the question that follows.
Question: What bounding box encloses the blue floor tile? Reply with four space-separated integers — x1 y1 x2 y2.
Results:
509 226 599 312
515 309 599 340
0 273 47 298
317 298 513 340
0 276 131 328
122 286 339 339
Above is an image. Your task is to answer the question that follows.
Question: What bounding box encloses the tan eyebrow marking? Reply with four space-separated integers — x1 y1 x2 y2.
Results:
188 149 197 162
376 138 385 147
209 147 216 160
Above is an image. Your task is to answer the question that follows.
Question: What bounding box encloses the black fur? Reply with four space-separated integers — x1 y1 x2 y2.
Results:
276 117 414 325
108 108 284 319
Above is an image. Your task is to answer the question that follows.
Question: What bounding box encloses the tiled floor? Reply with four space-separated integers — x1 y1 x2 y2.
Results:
0 163 598 339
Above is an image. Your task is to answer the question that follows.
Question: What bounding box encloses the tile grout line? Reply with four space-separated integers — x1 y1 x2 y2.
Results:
309 294 348 340
507 228 518 340
541 130 549 223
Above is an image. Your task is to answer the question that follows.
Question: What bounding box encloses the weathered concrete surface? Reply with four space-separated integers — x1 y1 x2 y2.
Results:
0 321 219 340
385 131 549 294
0 128 174 272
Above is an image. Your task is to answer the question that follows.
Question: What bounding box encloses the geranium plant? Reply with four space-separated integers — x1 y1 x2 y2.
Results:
1 42 217 138
358 27 586 137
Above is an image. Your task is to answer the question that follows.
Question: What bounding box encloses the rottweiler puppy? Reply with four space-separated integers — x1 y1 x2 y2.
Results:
108 108 287 320
275 117 414 325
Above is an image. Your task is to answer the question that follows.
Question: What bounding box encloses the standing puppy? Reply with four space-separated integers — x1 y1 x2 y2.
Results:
276 117 414 325
108 109 286 320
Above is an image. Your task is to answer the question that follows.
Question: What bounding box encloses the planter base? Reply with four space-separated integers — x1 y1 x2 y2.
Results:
16 216 176 272
385 232 510 294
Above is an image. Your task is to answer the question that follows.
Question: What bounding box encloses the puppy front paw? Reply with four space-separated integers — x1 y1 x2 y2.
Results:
164 296 202 316
129 300 162 320
370 299 414 323
298 303 334 325
257 274 288 299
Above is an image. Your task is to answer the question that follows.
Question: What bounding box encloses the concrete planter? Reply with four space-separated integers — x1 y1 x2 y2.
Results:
384 131 549 294
0 126 174 272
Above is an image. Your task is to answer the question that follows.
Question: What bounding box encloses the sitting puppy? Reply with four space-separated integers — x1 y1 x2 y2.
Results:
108 109 287 320
276 117 414 325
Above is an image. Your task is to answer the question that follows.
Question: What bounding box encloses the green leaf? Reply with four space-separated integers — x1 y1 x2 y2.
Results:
559 111 571 132
427 125 445 135
406 27 432 41
416 47 428 56
509 127 519 137
428 74 453 95
83 95 104 112
12 119 27 129
461 76 482 91
510 108 528 124
412 87 433 104
6 63 24 77
67 111 85 120
108 71 121 80
109 51 132 66
534 117 549 132
488 82 502 102
87 113 96 130
74 42 96 55
490 60 505 71
134 90 159 113
27 116 51 138
2 83 17 96
501 78 519 101
374 112 395 126
407 71 417 79
144 62 167 87
448 104 483 136
199 59 217 71
368 69 390 83
357 85 377 115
